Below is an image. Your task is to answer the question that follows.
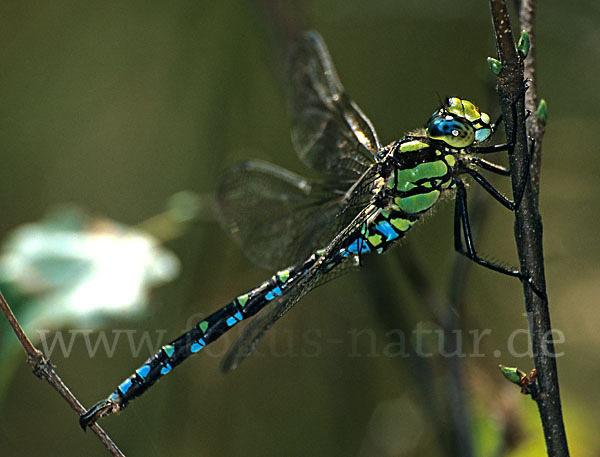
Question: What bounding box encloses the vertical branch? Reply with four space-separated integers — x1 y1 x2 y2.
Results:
519 0 546 197
0 290 125 457
488 1 569 456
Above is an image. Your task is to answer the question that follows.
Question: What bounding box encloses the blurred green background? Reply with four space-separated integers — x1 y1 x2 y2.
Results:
1 1 598 456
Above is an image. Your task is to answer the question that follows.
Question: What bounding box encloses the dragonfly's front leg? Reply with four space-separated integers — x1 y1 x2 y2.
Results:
468 157 510 176
469 138 534 211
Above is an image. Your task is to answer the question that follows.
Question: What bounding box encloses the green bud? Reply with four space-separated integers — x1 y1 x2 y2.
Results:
536 99 548 123
498 364 525 384
517 30 530 57
487 57 502 75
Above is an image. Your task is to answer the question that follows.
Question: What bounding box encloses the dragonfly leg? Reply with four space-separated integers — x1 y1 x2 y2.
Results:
472 143 510 154
459 167 515 211
476 81 530 154
490 113 503 135
454 180 518 276
453 180 545 298
469 157 510 176
454 180 546 299
473 142 535 210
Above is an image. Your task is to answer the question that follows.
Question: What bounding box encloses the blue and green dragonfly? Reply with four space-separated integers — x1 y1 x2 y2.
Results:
80 31 526 429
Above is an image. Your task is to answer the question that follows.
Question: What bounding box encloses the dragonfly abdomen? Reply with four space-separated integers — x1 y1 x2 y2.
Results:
80 265 305 427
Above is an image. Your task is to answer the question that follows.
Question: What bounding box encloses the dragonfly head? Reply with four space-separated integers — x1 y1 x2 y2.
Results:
426 97 492 149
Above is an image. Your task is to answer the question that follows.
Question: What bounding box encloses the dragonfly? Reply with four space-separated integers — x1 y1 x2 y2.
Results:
80 31 528 429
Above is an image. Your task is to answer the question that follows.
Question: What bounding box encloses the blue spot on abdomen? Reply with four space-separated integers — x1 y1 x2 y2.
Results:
265 286 283 301
136 365 151 379
346 238 371 254
118 378 133 395
191 338 206 353
375 221 399 241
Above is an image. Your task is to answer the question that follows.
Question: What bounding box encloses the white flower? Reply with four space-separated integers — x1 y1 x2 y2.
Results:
0 205 180 330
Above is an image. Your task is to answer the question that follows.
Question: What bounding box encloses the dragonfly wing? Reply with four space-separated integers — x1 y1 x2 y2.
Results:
214 159 345 270
221 203 378 372
214 159 379 270
289 31 381 181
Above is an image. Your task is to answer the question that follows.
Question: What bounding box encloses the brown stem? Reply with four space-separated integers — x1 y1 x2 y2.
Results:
519 0 546 197
0 290 125 457
488 1 569 456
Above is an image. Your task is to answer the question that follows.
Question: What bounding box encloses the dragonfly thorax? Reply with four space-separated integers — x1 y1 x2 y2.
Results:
376 138 456 219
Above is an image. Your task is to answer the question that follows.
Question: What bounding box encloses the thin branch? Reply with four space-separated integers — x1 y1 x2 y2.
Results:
488 1 569 456
519 0 546 197
0 290 125 457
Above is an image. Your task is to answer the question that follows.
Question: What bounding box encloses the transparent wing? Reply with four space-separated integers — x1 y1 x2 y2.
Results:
221 203 378 372
214 159 379 270
289 31 381 180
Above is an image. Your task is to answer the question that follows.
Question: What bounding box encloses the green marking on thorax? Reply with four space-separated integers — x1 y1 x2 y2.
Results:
163 344 175 357
399 140 429 153
444 154 456 167
236 294 249 307
394 190 440 214
395 160 448 191
390 218 412 231
199 321 209 332
368 233 383 247
395 178 417 192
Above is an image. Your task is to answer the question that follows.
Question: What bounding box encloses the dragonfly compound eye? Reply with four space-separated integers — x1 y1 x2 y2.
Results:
426 115 475 148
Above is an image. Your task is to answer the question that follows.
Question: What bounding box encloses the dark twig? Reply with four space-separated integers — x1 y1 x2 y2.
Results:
0 290 125 457
519 0 546 197
488 1 569 456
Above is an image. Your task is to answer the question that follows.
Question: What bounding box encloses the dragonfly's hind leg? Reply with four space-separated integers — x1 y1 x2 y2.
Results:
452 180 544 298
